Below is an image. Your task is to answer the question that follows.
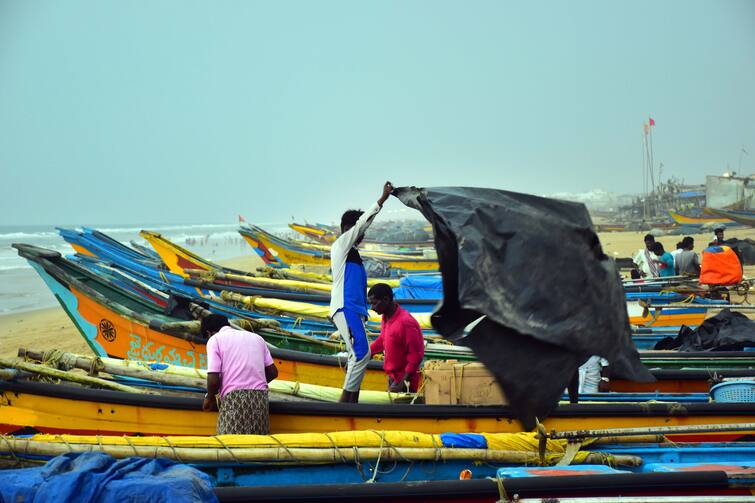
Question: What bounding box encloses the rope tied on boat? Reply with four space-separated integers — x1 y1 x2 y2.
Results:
122 436 139 457
57 434 74 454
213 436 241 465
0 435 21 465
322 433 348 464
162 437 184 464
268 434 297 462
495 474 511 502
366 432 385 483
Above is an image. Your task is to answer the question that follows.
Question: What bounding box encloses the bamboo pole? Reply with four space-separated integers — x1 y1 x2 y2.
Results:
548 422 755 440
17 349 206 389
17 348 412 404
644 302 755 311
0 438 640 466
186 269 332 294
0 358 147 394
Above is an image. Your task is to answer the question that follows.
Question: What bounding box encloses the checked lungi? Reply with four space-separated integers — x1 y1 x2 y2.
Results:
216 389 270 435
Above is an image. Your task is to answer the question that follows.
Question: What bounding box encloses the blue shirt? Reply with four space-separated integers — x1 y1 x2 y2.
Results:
658 252 675 277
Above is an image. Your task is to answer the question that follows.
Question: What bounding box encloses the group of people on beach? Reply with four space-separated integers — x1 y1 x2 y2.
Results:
199 181 425 434
631 229 727 279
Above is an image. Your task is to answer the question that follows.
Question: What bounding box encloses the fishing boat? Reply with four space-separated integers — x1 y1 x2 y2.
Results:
2 378 754 438
288 222 338 244
61 227 723 329
705 208 755 227
13 243 755 394
289 221 436 251
238 224 439 274
668 209 734 226
4 426 755 492
3 354 754 496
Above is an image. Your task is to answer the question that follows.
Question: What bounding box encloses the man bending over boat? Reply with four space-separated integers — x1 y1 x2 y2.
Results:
201 314 278 434
368 283 425 392
330 181 394 403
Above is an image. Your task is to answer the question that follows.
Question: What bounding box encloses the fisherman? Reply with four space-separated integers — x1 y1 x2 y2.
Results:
367 283 425 393
671 241 684 263
330 181 394 403
710 227 726 246
652 242 675 278
201 314 278 434
675 236 701 276
632 234 659 278
578 356 610 393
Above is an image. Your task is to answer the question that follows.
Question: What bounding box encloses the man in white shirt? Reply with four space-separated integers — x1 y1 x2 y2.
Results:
633 234 659 278
330 181 393 402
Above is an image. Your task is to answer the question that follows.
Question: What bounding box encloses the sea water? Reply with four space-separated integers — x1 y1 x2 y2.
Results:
0 223 289 315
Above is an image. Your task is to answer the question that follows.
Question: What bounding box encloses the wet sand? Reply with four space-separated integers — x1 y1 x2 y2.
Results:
3 228 755 359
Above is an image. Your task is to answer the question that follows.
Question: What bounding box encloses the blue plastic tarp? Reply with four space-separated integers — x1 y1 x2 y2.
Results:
0 453 217 503
439 433 488 449
393 275 442 300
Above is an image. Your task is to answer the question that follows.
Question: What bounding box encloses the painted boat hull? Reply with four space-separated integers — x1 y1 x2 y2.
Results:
668 210 735 226
2 380 754 440
238 226 439 274
705 208 755 227
626 301 707 327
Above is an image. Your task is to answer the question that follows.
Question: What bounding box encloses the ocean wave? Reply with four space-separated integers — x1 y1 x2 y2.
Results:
0 231 58 240
0 263 32 271
96 223 239 234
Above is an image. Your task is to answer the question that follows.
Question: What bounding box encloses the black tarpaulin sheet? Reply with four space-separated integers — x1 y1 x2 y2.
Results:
394 186 654 429
654 309 755 351
724 238 755 266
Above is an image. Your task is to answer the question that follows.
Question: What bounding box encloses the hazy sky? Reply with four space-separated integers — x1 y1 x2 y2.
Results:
1 1 753 226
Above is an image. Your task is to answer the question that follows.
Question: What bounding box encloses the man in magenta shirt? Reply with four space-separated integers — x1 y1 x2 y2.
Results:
201 314 278 434
367 283 425 392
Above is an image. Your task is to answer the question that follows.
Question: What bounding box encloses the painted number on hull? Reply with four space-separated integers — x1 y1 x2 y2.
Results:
126 333 206 369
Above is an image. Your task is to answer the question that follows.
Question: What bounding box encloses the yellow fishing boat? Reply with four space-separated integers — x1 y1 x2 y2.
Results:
239 225 439 273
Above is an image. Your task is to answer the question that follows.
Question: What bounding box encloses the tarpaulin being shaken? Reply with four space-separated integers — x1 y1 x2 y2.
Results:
654 309 755 351
394 186 654 429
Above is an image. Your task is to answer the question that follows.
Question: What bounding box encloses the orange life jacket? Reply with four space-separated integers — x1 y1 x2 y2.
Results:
700 245 742 285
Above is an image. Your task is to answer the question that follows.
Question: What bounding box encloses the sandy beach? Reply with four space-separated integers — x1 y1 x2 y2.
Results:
2 227 755 359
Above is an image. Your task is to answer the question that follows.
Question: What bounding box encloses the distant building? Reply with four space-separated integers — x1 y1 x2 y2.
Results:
706 175 755 210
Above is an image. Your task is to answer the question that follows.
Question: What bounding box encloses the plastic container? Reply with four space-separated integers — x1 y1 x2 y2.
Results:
710 380 755 403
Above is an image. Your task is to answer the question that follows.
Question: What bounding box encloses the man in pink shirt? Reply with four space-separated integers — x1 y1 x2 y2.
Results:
367 283 425 392
201 314 278 434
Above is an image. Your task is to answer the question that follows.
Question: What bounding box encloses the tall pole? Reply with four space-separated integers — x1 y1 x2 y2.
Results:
642 134 647 219
644 130 654 217
648 120 656 215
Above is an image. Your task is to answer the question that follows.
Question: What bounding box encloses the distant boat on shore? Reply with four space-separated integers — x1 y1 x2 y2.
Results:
704 208 755 227
667 209 734 226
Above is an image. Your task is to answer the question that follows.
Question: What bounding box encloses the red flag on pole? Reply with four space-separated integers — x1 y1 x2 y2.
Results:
649 117 655 126
238 215 246 224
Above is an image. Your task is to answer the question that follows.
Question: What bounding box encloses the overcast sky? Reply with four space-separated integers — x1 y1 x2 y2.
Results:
1 1 753 226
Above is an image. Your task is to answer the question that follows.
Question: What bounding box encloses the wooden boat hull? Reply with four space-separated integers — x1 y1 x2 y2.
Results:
2 380 754 440
668 210 734 226
705 208 755 227
626 301 707 327
239 226 439 274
